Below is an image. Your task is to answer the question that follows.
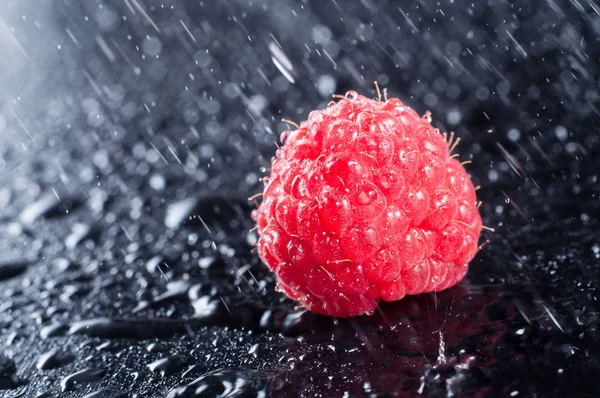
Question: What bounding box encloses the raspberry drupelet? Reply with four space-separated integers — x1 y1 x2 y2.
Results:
252 90 483 317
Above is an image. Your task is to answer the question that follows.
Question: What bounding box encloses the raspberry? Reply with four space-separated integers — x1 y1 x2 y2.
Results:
253 90 483 317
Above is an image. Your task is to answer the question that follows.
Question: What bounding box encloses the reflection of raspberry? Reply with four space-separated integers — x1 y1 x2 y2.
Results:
252 89 483 317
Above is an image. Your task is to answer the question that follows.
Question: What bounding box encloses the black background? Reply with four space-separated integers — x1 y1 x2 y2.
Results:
1 0 600 397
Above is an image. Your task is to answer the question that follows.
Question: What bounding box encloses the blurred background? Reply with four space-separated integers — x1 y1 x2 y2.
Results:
0 0 599 397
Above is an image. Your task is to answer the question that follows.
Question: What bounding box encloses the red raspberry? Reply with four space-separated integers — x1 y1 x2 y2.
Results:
252 90 483 317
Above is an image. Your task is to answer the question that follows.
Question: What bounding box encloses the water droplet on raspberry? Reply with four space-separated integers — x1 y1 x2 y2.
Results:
345 90 358 100
280 130 289 143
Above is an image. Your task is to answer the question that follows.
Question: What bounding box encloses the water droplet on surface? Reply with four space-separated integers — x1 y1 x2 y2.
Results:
95 341 117 352
94 5 119 32
191 296 220 318
149 174 166 191
198 256 217 270
248 343 266 359
446 109 461 125
316 75 336 97
36 349 75 370
281 310 309 337
145 255 164 274
165 197 200 229
182 364 204 378
507 128 520 141
0 259 29 282
148 355 186 378
51 258 75 272
142 36 163 57
18 195 59 224
166 369 273 398
19 194 82 224
65 223 98 249
68 317 188 339
0 354 24 390
555 125 568 140
60 368 106 392
40 323 69 339
81 388 127 398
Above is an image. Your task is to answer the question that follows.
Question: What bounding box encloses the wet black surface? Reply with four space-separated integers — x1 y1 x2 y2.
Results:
1 0 600 397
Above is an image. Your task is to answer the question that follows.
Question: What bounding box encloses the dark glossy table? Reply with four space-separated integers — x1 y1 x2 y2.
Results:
1 1 599 397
